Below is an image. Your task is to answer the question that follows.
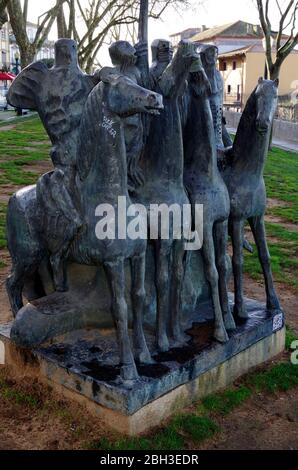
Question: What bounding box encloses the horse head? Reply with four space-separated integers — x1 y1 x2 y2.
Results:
100 67 163 116
255 77 279 134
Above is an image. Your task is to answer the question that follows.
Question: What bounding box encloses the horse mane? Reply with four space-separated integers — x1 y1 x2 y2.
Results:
232 87 257 161
77 83 103 180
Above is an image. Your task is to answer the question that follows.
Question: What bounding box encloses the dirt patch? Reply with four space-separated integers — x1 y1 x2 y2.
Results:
198 388 298 450
0 371 108 450
24 160 53 173
267 198 289 209
0 125 17 132
31 141 50 146
265 214 298 233
0 250 12 323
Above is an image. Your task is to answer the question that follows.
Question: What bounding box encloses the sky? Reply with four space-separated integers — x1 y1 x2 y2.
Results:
25 0 289 64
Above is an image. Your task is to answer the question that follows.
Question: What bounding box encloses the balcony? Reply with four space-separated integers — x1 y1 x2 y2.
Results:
223 92 242 111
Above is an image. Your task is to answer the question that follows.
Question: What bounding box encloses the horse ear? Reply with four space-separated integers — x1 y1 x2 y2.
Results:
258 76 264 84
274 78 279 87
99 67 120 84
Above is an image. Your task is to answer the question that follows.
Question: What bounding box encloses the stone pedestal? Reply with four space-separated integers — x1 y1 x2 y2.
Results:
0 297 285 436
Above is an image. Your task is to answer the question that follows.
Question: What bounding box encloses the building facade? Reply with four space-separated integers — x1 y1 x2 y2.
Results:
171 20 298 110
0 22 10 71
170 27 204 47
9 21 55 73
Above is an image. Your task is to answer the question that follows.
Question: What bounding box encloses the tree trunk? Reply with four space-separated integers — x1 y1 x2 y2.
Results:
19 44 36 68
268 65 281 150
0 0 9 28
85 56 94 74
57 4 67 38
269 65 281 81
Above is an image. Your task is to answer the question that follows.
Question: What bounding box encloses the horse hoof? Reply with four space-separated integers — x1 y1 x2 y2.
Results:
156 335 170 353
224 312 236 330
267 299 282 313
120 363 139 381
55 286 68 293
171 331 190 347
135 350 154 365
214 326 229 343
233 305 248 319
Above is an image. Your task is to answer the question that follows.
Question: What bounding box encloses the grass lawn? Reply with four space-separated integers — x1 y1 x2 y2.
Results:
243 146 298 292
0 118 50 186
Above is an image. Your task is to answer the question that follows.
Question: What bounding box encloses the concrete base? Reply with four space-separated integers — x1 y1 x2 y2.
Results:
0 298 285 436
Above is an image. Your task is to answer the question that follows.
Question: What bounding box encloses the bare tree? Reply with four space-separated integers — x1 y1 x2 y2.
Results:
256 0 298 79
0 0 9 28
7 0 67 68
57 0 190 72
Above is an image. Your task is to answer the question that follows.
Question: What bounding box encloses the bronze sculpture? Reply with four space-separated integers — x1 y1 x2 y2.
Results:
5 35 282 382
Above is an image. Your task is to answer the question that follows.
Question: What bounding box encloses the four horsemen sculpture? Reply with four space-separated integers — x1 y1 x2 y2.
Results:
6 38 282 381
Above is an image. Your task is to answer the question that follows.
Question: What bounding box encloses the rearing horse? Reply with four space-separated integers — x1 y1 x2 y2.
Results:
6 69 163 381
183 67 236 343
224 78 282 319
135 40 200 352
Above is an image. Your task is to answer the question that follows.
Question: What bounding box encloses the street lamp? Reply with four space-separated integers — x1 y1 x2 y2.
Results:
14 50 22 116
15 51 20 75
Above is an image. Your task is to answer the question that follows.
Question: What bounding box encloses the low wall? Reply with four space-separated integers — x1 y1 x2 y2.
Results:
224 110 298 145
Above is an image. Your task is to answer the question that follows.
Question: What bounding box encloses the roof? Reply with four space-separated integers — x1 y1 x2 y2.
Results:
218 43 298 58
218 45 253 58
191 22 236 42
190 20 265 42
169 27 201 38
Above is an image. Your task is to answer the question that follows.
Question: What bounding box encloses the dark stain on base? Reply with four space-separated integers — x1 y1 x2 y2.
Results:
136 363 170 378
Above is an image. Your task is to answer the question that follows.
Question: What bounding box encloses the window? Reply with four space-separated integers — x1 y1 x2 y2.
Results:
233 60 237 70
2 51 6 67
237 85 241 101
219 61 227 72
227 85 231 94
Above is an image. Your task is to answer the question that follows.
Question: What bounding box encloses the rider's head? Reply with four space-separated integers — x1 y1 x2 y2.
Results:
197 44 218 69
54 39 78 67
151 39 173 66
109 41 137 67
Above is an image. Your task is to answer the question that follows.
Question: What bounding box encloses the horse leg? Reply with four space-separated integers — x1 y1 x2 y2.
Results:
203 224 229 343
248 215 281 311
6 266 26 318
169 240 189 345
131 253 153 364
50 250 68 293
231 218 248 319
104 258 138 381
214 220 236 330
155 241 170 352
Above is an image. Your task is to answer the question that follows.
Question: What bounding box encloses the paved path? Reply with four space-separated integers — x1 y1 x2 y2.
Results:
0 110 16 121
0 110 36 124
227 127 298 154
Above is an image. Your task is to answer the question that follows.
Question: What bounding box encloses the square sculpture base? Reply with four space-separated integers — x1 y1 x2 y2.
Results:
0 298 285 436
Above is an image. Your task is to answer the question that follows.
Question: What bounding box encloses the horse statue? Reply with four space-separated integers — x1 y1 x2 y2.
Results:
183 65 236 343
6 68 163 381
223 78 282 319
135 40 200 352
